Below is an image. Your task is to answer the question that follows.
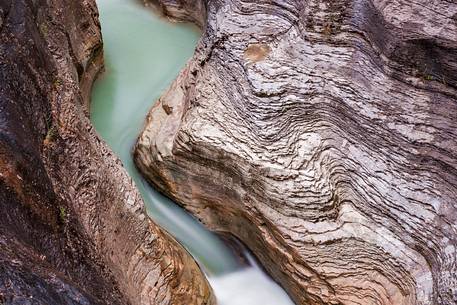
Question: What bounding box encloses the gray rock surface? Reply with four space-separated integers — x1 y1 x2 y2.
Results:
0 0 213 304
135 0 457 304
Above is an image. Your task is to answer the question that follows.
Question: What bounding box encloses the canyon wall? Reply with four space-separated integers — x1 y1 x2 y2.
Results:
136 0 457 304
0 0 213 304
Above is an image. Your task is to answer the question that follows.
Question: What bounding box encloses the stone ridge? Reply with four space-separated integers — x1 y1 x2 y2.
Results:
136 0 457 304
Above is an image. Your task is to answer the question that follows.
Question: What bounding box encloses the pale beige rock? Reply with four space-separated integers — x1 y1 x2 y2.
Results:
136 0 457 304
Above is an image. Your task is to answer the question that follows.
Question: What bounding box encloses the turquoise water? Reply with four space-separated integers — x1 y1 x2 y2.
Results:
91 0 238 275
91 0 294 304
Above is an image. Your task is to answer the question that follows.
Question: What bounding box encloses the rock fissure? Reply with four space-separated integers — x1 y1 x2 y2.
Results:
0 0 214 304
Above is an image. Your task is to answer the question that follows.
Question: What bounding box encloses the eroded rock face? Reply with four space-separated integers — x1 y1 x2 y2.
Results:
135 0 457 304
0 0 213 304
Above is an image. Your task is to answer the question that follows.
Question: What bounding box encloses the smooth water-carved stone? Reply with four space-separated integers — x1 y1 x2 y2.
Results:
136 0 457 304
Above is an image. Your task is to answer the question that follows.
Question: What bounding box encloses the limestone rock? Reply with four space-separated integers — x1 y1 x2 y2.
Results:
135 0 457 304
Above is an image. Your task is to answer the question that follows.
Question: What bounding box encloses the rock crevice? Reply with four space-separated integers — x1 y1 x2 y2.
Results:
0 0 213 304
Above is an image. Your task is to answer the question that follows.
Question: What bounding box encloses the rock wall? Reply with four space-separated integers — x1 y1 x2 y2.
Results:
135 0 457 304
0 0 213 304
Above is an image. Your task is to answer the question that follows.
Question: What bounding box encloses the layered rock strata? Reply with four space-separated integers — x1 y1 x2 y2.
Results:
0 0 213 304
135 0 457 304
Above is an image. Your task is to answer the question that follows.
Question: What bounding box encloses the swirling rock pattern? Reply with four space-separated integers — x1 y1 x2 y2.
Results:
135 0 457 304
0 0 213 304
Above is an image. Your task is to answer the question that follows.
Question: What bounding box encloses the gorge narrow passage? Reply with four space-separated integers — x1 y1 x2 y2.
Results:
90 0 294 304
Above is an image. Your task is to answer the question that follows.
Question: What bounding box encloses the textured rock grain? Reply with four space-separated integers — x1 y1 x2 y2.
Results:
136 0 457 304
0 0 213 304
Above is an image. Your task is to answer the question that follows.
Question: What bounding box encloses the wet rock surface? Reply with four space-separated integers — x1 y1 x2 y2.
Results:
0 0 213 304
135 0 457 304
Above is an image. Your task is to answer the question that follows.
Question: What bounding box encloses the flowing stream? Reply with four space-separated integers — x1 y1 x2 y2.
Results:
91 1 294 304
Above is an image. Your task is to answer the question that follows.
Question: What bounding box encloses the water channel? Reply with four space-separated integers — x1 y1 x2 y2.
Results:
90 1 294 304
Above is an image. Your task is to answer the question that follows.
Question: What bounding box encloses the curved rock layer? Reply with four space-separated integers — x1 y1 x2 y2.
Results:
0 0 213 304
135 0 457 304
